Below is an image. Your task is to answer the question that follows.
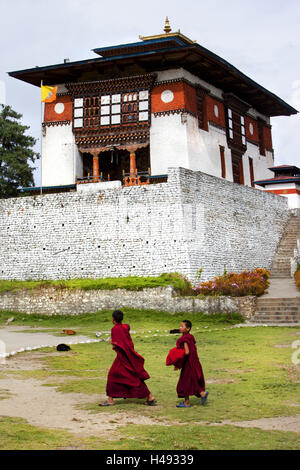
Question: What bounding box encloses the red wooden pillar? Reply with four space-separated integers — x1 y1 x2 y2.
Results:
124 145 138 186
92 153 100 181
129 150 137 177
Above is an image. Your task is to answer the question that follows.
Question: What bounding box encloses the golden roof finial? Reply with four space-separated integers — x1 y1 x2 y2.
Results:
164 16 171 34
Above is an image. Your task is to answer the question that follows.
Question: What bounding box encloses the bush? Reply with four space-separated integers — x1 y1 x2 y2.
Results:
192 268 270 297
295 270 300 291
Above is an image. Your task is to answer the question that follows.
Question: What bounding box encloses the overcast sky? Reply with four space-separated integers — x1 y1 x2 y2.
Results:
1 0 300 185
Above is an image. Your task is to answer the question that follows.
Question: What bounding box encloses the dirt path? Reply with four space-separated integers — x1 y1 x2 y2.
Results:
0 352 169 437
0 351 300 437
209 415 300 433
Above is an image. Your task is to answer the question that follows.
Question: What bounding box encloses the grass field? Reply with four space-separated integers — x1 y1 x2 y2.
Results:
0 308 299 450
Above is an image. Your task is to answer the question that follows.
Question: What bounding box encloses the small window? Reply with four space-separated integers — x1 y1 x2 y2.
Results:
220 146 226 179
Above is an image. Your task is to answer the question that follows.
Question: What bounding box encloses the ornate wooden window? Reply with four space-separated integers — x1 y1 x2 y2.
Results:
67 74 155 149
231 151 244 185
219 145 226 178
257 118 266 156
196 86 208 131
73 98 84 128
249 157 255 187
73 89 150 130
223 93 250 155
227 108 246 148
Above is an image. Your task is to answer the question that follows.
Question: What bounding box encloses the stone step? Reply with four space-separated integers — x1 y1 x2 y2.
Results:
271 268 291 272
271 262 292 266
272 262 292 267
256 302 300 307
252 312 300 318
281 233 300 236
271 276 292 280
271 269 291 272
253 315 300 321
250 319 300 324
271 272 291 277
254 309 300 315
256 301 300 307
272 265 291 269
277 246 296 250
252 314 300 319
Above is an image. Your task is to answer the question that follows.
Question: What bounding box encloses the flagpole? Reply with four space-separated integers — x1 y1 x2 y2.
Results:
40 80 43 196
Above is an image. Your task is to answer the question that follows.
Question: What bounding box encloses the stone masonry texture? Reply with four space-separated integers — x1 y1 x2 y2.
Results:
0 287 257 320
0 167 289 283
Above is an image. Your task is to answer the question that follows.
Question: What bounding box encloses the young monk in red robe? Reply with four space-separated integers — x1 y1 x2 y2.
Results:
99 310 156 406
175 320 208 408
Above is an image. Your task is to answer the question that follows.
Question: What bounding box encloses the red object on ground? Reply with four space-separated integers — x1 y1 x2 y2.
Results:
166 347 185 367
176 333 206 398
106 323 150 398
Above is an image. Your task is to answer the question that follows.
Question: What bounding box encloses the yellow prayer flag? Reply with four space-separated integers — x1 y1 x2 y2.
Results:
41 85 58 103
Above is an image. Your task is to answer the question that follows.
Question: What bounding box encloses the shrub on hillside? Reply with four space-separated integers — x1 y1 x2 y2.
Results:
295 269 300 292
192 268 270 297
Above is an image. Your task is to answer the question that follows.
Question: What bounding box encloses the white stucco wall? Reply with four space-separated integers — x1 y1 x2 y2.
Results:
150 110 274 187
264 183 300 209
156 68 223 100
185 115 231 179
150 113 189 175
42 124 81 186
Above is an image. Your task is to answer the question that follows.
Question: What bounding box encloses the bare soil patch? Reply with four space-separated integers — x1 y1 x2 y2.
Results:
0 352 171 437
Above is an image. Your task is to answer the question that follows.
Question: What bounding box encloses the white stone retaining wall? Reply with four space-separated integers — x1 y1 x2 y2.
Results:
0 167 289 283
0 286 257 319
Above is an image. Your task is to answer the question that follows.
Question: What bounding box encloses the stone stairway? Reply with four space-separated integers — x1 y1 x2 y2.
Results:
270 215 300 278
251 297 300 324
250 214 300 324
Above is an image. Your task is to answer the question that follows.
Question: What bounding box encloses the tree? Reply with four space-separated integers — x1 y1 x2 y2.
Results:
0 104 39 198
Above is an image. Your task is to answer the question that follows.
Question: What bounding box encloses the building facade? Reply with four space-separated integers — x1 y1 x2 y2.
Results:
9 21 297 191
255 165 300 209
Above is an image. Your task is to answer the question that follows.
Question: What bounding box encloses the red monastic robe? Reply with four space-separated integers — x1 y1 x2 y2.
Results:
106 323 150 398
166 347 185 369
176 333 205 398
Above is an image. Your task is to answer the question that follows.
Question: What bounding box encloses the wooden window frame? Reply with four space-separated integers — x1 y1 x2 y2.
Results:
220 146 226 179
249 157 255 187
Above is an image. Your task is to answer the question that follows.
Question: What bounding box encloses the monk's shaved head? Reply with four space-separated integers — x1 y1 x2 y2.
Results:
112 310 123 323
182 320 192 331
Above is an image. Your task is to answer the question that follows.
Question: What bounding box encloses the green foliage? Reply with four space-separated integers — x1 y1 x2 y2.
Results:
0 417 85 450
0 308 244 330
2 314 299 450
1 309 300 450
0 104 38 198
0 273 192 295
195 268 203 284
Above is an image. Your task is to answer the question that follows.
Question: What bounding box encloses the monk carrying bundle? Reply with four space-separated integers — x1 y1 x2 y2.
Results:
167 319 208 408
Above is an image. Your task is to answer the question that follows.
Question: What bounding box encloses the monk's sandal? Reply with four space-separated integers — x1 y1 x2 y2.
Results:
144 399 157 406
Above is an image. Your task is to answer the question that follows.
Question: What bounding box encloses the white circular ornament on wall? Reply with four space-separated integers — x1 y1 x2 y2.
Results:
54 103 65 114
214 104 219 118
161 90 174 103
249 123 254 135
